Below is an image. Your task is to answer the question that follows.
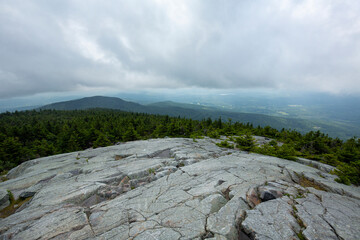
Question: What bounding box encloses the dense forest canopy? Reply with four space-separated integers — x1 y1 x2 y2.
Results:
0 109 359 185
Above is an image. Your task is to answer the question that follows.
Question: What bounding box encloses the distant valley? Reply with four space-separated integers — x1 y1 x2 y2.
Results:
40 96 360 139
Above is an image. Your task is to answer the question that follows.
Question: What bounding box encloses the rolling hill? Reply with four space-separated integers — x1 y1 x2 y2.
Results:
41 96 359 139
40 96 146 112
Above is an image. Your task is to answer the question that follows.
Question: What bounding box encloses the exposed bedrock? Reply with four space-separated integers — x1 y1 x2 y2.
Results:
0 138 359 239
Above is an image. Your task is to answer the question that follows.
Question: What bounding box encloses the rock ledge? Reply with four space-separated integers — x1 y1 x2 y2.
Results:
0 138 359 239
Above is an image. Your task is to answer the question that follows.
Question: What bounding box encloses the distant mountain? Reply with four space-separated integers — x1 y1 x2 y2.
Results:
40 96 146 112
0 105 41 113
40 96 358 139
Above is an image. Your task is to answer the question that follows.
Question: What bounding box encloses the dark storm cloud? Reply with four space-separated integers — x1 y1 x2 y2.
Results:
0 0 360 98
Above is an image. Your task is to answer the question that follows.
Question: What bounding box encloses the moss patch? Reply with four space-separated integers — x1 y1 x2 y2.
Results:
298 175 327 191
0 176 8 182
114 154 131 160
297 231 306 240
0 191 32 218
0 171 8 182
291 205 306 240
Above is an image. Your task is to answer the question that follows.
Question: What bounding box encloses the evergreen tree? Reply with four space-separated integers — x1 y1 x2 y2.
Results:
0 136 23 169
337 138 360 163
123 124 140 141
93 133 112 148
235 133 256 151
68 133 81 152
0 108 359 185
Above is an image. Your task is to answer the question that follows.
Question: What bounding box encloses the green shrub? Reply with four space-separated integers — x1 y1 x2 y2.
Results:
253 143 297 161
319 153 338 166
333 160 360 186
7 190 14 203
207 130 220 139
269 140 278 146
190 133 204 139
276 144 298 161
148 168 155 174
235 134 256 151
216 140 234 149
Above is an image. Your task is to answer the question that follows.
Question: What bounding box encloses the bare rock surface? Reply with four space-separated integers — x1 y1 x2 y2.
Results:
0 190 9 211
0 138 359 239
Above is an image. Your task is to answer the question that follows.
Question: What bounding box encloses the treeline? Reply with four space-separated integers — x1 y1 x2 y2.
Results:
0 109 359 185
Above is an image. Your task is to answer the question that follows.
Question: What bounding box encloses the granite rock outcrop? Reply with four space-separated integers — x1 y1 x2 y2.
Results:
0 138 359 239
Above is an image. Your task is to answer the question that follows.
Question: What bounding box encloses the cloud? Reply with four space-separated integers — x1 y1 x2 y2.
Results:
0 0 360 98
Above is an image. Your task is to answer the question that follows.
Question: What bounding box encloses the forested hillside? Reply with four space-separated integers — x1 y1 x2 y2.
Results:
40 96 358 139
0 109 359 185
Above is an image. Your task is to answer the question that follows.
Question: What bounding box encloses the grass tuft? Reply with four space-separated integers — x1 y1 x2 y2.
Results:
0 190 32 218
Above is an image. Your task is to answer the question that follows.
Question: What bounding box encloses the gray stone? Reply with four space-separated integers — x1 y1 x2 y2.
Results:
197 193 227 215
0 189 10 210
0 138 359 240
207 197 249 239
296 157 335 173
246 187 261 208
295 189 360 240
241 180 360 240
19 191 36 198
2 207 93 240
258 185 283 202
242 197 301 240
133 228 181 240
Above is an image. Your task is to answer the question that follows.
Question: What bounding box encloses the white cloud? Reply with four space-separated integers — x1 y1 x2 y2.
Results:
60 20 122 65
0 0 360 98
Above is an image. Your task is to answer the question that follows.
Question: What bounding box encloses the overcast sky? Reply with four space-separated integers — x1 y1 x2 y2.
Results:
1 0 360 99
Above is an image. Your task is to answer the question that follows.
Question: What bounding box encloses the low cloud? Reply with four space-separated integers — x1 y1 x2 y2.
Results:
1 0 360 98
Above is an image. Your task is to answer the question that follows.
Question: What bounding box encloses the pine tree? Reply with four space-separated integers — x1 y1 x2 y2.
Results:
235 133 256 151
93 133 112 148
123 124 140 141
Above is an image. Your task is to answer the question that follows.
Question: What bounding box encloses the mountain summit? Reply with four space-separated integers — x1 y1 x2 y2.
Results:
41 96 146 112
0 138 359 239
